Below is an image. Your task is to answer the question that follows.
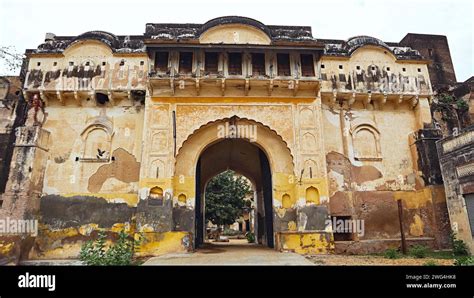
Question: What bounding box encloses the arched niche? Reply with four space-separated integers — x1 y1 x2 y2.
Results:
149 186 164 206
199 24 271 45
305 186 320 205
282 193 292 209
80 113 114 160
350 124 381 161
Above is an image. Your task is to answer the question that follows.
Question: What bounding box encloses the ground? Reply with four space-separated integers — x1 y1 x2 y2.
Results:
19 239 456 266
143 239 313 265
306 254 454 266
142 239 455 266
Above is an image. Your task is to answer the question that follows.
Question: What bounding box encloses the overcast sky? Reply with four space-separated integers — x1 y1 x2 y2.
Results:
0 0 472 81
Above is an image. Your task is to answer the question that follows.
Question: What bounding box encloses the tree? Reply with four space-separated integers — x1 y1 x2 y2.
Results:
205 170 252 229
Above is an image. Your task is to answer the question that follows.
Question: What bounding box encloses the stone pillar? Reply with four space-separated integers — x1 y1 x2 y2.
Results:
339 102 350 158
0 126 50 264
409 128 443 186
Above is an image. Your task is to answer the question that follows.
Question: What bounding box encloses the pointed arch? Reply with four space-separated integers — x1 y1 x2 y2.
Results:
174 116 295 177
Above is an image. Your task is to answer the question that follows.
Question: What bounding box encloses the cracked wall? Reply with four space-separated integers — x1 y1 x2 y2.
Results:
1 21 458 260
320 47 431 95
321 95 450 253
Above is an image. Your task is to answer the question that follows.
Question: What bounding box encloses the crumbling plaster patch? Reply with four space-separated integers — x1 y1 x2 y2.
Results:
88 148 140 192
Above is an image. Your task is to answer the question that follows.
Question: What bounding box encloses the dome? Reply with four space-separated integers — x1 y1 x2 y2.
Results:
72 31 120 48
344 35 392 54
199 16 272 38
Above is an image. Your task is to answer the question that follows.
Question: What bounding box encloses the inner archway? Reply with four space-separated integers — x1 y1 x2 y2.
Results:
173 117 296 252
195 138 274 248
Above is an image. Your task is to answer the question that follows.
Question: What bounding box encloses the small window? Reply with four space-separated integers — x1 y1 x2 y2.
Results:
321 64 325 69
155 52 169 72
53 62 57 66
96 92 109 105
464 194 474 236
205 52 218 74
386 67 390 71
251 53 265 76
331 216 354 241
228 52 242 75
277 53 291 76
371 66 375 71
300 54 315 77
428 48 433 57
356 65 360 70
338 65 343 70
102 61 106 66
119 60 125 66
37 62 41 67
402 67 406 72
140 61 144 66
85 61 90 66
69 61 74 66
417 68 421 72
179 52 193 74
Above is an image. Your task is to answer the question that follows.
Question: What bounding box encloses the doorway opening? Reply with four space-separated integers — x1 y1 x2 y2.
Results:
203 170 254 244
194 138 274 249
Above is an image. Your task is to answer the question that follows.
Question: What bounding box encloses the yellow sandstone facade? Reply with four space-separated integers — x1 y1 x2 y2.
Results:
0 17 453 262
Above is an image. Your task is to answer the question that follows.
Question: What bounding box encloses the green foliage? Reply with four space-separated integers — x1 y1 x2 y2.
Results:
451 233 470 256
438 93 468 110
423 260 438 266
424 250 456 259
222 228 241 236
383 248 400 259
79 230 140 265
454 256 474 266
205 170 252 227
456 98 468 110
409 245 430 259
79 232 106 265
438 93 455 104
246 232 255 243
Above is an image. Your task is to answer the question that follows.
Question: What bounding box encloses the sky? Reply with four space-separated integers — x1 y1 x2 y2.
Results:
0 0 472 81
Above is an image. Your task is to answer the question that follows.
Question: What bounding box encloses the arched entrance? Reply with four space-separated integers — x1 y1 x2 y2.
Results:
173 117 295 250
195 138 274 248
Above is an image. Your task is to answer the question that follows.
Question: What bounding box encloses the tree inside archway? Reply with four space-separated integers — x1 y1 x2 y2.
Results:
205 170 252 235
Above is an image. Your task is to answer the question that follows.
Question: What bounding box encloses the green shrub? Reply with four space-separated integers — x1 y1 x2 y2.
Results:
451 233 469 256
456 99 468 110
439 94 454 104
437 93 468 110
79 230 140 265
383 248 400 259
245 232 255 243
454 256 474 266
222 228 241 236
409 245 430 259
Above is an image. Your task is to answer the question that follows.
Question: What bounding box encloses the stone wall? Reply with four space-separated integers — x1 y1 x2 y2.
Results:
437 125 474 253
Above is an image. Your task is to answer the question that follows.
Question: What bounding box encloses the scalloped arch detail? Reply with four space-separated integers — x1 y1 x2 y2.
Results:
175 116 295 176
